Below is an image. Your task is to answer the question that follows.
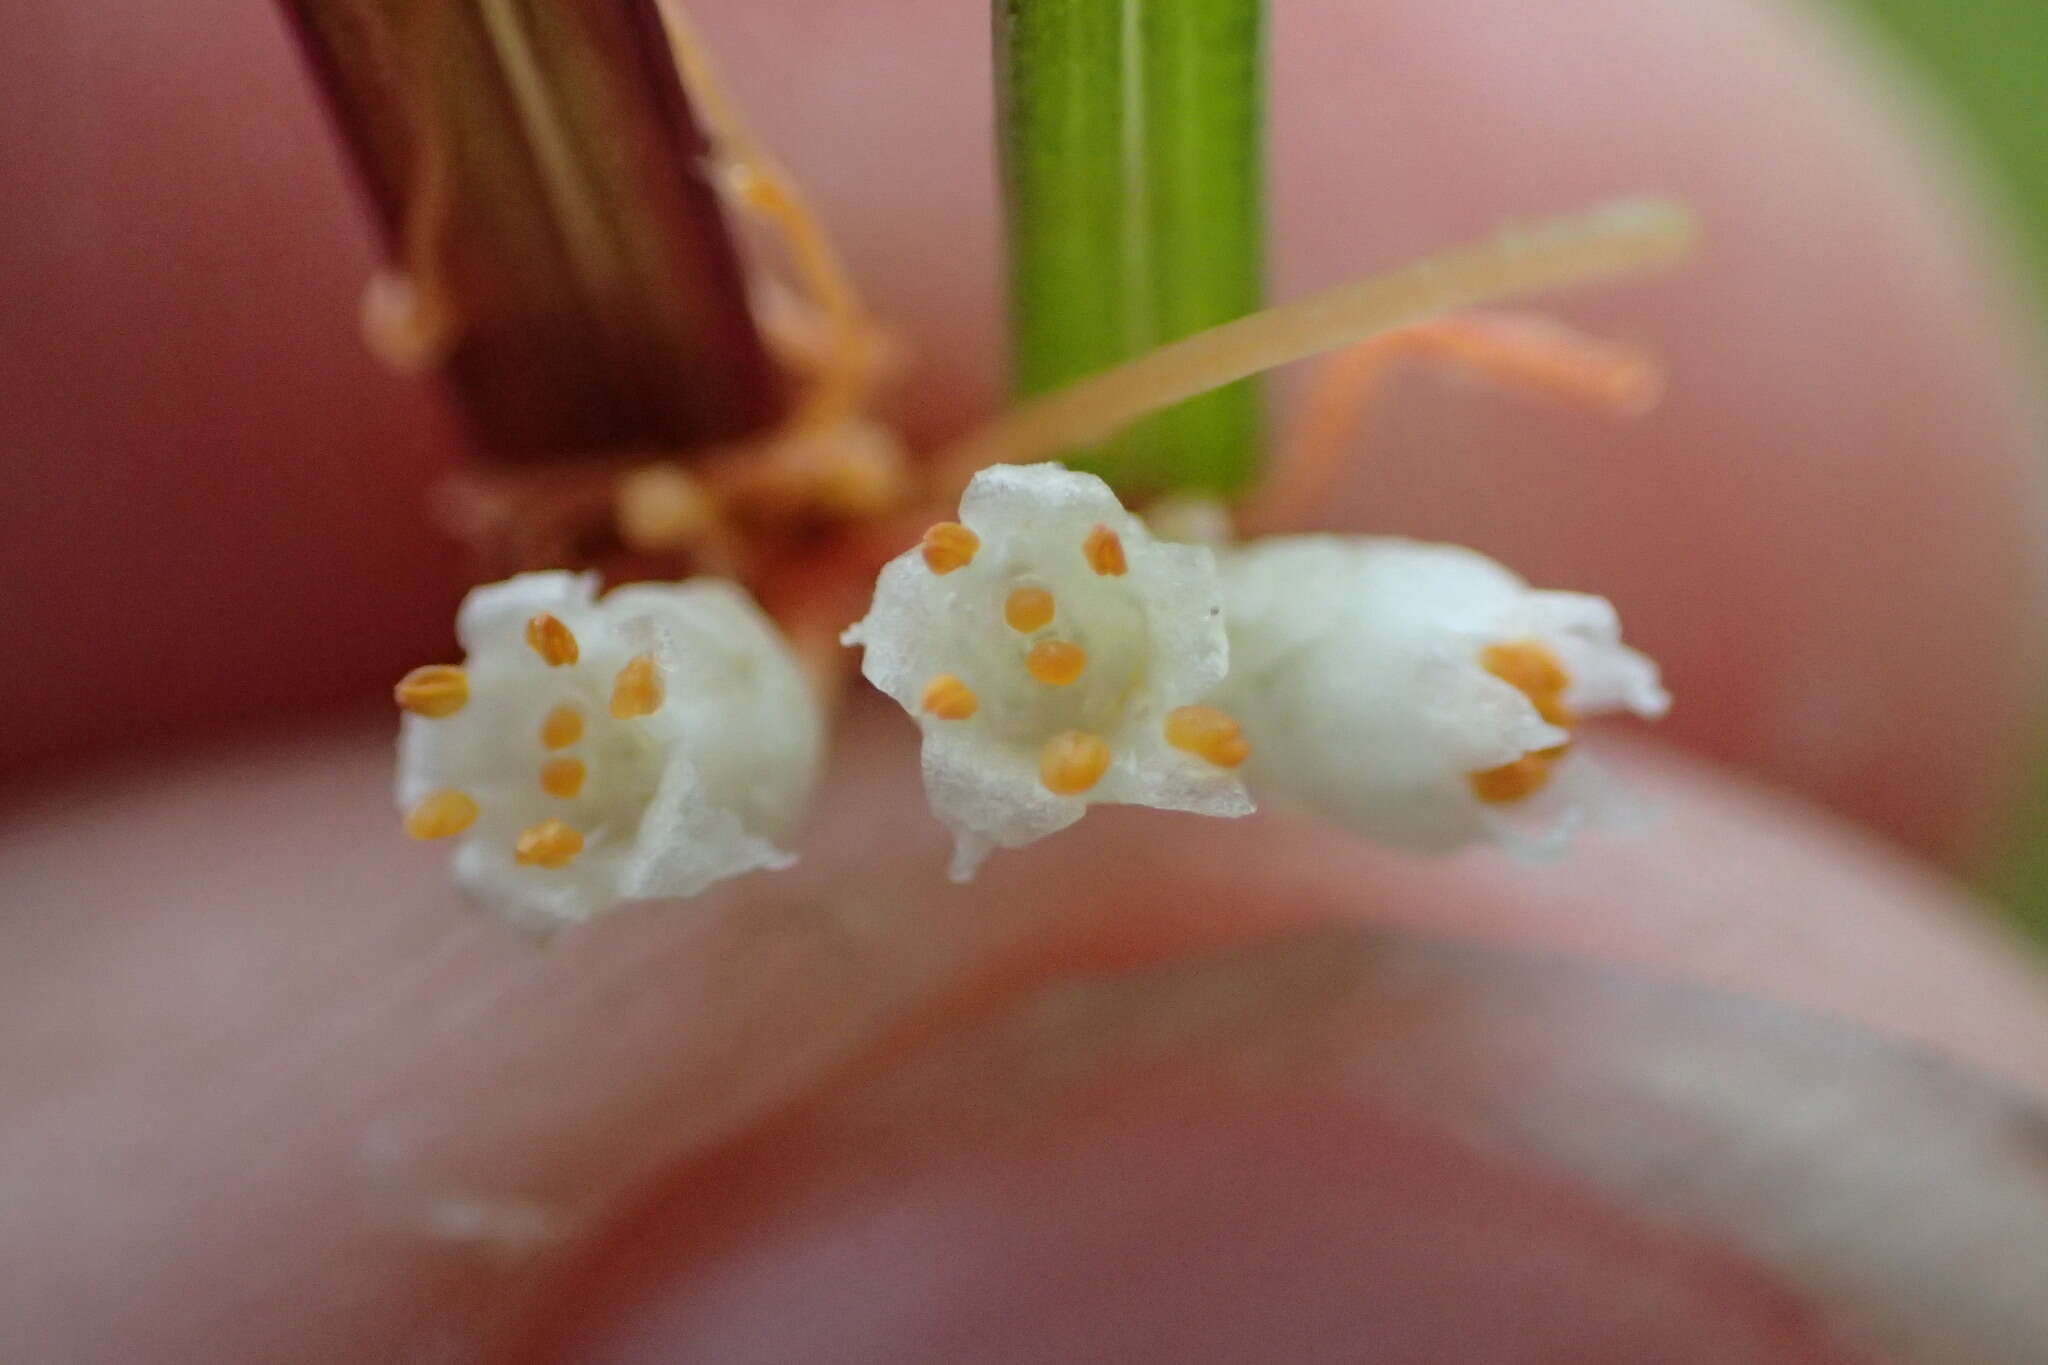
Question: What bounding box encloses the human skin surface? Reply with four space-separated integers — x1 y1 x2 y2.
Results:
3 0 2048 1361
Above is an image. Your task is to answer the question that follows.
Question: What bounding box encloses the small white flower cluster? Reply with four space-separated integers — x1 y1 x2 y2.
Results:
843 464 1666 877
395 463 1663 924
395 571 821 930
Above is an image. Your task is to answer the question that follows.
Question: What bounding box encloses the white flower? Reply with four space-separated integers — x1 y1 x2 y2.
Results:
395 571 822 929
1214 535 1667 856
844 463 1253 880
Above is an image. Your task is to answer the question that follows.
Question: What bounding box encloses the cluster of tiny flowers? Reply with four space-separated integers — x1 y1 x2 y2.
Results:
844 464 1665 878
395 571 821 930
396 463 1664 924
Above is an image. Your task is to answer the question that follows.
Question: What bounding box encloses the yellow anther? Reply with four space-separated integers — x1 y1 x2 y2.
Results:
526 613 579 667
1083 524 1128 576
1025 640 1087 686
1470 642 1574 804
514 819 584 868
394 665 468 718
540 705 585 750
1004 586 1056 633
610 653 664 718
1163 705 1251 768
920 674 979 720
1469 751 1563 805
1039 731 1111 795
540 756 587 799
921 521 980 574
1481 640 1572 726
404 789 478 840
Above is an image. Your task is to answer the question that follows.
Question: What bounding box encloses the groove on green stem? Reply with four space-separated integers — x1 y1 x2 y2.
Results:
997 0 1265 496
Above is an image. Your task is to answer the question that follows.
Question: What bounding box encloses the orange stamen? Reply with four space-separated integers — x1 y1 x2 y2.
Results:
1039 731 1111 795
1163 706 1251 768
525 613 579 667
514 819 584 868
540 705 584 750
1083 524 1127 576
1004 586 1056 633
1481 639 1569 698
1025 640 1087 686
394 665 468 718
920 674 979 720
1470 751 1564 804
1481 640 1576 727
404 789 478 840
1469 640 1577 802
610 654 664 718
921 521 980 574
539 757 587 799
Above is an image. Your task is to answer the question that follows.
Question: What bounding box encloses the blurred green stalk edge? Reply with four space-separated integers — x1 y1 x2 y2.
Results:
995 0 1266 497
1000 0 2048 927
1840 0 2048 932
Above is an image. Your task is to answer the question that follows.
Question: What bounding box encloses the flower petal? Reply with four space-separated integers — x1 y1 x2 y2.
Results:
845 464 1251 878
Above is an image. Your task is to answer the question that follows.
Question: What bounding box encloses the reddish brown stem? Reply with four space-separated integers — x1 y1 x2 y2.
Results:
282 0 781 458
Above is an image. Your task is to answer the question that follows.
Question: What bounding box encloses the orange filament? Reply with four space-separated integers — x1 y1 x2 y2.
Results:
514 819 584 868
405 789 478 840
1083 524 1128 576
540 705 584 750
526 613 579 667
1004 586 1056 633
920 674 979 720
1163 706 1251 768
394 665 469 718
540 756 587 799
921 521 980 574
1039 731 1111 795
610 654 664 718
1253 313 1664 535
1026 640 1087 686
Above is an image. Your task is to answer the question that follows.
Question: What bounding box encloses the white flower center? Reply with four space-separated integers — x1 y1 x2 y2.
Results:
529 676 669 849
404 604 680 870
951 563 1152 752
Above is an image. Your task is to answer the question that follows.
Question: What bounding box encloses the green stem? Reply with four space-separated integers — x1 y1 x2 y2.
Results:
996 0 1265 496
